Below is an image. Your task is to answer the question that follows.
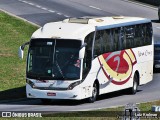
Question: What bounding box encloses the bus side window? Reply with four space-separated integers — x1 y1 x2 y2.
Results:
134 25 140 47
145 23 152 45
83 32 93 79
112 28 119 51
125 26 134 49
141 24 146 46
119 27 126 50
137 25 144 46
94 31 102 57
102 29 113 53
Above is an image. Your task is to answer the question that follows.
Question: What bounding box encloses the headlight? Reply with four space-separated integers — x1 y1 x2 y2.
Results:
68 81 81 90
26 79 35 88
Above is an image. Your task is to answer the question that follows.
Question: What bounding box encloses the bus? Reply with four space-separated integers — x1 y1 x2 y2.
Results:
18 16 153 103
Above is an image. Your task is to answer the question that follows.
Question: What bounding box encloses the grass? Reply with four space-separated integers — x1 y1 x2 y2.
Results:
0 100 159 120
34 100 160 119
0 11 38 100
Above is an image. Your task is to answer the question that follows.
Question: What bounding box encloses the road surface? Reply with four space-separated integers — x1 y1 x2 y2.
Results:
0 0 160 111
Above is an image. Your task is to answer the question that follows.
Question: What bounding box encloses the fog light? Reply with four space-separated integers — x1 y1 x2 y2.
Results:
28 93 35 97
28 93 32 96
71 95 77 98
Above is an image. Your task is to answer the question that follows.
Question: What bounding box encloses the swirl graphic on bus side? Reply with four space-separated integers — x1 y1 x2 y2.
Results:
98 49 137 85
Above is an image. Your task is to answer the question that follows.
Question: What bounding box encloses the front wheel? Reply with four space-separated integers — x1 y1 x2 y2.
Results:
88 83 98 103
130 74 138 94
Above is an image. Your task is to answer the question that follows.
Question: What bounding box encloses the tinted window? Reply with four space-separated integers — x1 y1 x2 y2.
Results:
92 22 152 58
145 23 152 45
94 31 103 57
83 32 94 79
102 29 113 53
125 26 135 48
134 23 152 47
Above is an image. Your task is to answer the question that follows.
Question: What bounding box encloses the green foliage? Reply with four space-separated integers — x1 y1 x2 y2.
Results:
0 11 38 99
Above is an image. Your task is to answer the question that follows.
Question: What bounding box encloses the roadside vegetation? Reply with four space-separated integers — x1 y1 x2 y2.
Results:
1 100 159 119
42 100 160 119
0 11 38 100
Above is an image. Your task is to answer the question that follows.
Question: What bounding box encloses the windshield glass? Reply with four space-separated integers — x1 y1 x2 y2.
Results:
27 39 81 80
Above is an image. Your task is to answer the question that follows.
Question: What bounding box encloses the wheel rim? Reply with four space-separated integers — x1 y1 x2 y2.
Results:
133 75 138 94
133 81 137 92
89 84 97 102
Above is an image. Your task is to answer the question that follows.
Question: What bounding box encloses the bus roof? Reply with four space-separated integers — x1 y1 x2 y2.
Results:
32 16 151 41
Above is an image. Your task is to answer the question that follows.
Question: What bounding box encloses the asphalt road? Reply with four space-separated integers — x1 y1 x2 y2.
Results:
0 0 160 111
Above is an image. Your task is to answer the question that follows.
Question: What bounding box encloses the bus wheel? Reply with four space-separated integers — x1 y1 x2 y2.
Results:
88 82 98 103
130 74 138 94
40 99 52 104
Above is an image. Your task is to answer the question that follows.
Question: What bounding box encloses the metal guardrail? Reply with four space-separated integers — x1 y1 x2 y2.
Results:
152 106 160 112
122 103 140 120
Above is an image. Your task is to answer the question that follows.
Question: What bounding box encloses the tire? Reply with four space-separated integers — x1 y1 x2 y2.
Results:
41 99 52 104
88 82 98 103
130 74 138 95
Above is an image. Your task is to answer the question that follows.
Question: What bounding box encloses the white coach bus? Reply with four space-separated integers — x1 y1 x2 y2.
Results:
19 16 153 103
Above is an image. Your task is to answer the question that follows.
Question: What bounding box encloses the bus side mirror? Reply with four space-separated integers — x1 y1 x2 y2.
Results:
18 41 29 59
79 47 85 59
18 46 24 59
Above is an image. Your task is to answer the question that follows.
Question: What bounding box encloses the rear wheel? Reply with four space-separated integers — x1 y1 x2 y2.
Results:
88 82 98 103
130 74 138 94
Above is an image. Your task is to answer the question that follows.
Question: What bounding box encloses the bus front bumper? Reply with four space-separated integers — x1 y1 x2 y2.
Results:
26 84 88 100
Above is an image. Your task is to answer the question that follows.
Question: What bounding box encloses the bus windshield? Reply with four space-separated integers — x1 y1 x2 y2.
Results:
27 39 81 80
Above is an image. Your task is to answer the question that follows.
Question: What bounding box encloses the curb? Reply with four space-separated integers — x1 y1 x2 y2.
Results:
133 0 160 7
0 9 41 27
123 0 158 10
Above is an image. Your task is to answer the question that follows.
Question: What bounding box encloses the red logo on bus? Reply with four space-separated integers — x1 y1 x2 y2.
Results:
98 49 137 85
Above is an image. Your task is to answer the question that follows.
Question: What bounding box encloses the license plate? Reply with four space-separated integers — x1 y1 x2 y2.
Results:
47 92 56 96
155 64 160 68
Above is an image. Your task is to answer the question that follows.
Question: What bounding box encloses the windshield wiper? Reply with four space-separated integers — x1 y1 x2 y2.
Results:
55 61 65 79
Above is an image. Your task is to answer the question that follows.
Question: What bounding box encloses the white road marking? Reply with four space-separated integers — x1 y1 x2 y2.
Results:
28 2 34 6
21 0 28 4
41 7 48 10
35 5 41 8
48 10 55 13
89 6 102 11
17 0 70 18
156 27 160 29
57 13 62 15
64 15 70 18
